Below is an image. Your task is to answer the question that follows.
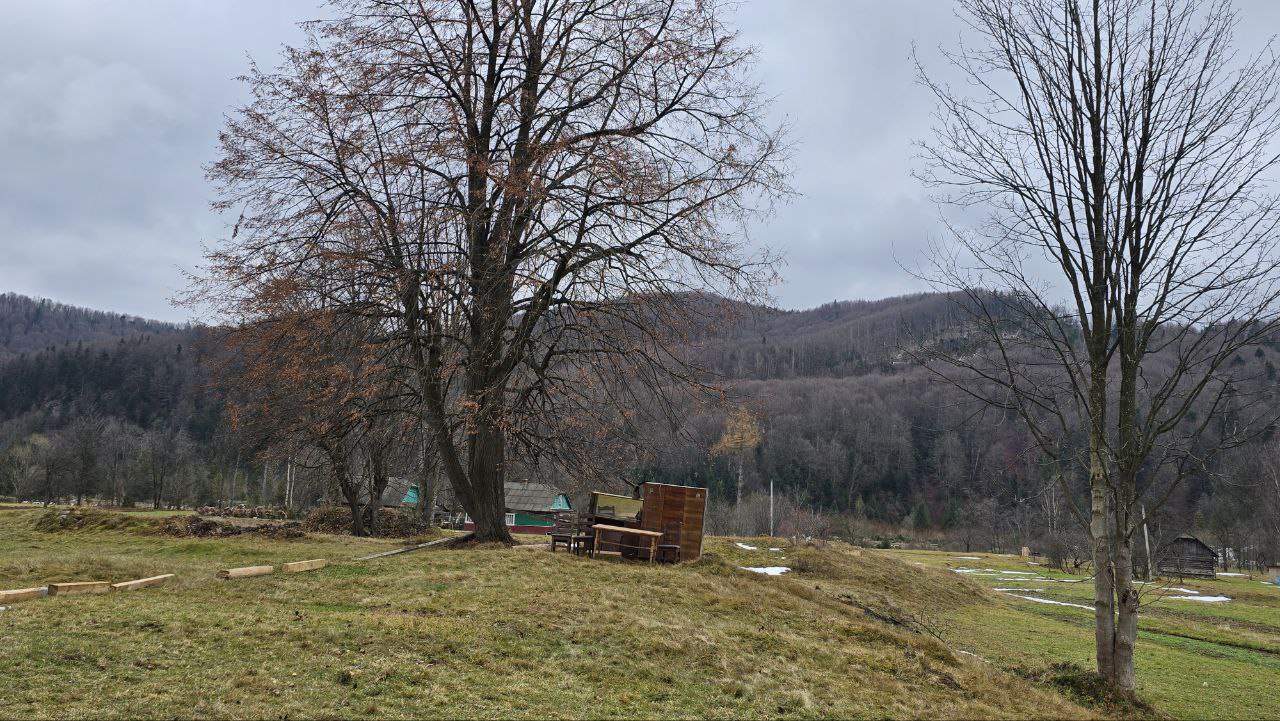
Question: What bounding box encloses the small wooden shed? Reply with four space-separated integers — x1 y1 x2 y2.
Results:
640 482 707 561
1157 533 1218 579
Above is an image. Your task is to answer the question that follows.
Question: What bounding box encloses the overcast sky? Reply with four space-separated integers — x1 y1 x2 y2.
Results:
1 1 1278 322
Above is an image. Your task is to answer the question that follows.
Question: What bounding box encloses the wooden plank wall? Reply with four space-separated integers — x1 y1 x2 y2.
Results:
641 483 707 561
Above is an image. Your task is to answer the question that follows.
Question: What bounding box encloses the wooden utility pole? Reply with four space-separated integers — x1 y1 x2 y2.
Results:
1141 504 1153 582
769 478 775 537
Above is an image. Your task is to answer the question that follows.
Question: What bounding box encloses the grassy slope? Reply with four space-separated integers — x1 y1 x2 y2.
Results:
892 549 1280 720
0 508 1089 720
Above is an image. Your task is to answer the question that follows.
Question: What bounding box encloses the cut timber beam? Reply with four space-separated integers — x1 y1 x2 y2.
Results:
354 535 458 561
110 574 175 592
48 581 110 596
217 565 274 579
281 559 326 573
0 587 48 603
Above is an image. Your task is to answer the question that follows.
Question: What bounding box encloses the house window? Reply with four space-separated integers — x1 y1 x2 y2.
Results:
505 513 516 526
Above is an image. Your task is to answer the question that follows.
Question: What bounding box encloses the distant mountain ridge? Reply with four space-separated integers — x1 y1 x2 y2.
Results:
0 288 1268 541
0 292 184 361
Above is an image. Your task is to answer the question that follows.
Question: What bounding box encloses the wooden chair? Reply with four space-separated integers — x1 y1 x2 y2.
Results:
573 525 596 558
656 520 683 563
547 512 577 553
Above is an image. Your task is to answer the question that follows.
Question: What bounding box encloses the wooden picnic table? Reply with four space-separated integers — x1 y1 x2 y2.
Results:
591 523 664 563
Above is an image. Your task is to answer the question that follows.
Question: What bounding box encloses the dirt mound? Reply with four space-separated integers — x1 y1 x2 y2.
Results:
32 508 151 533
301 506 434 538
158 514 305 540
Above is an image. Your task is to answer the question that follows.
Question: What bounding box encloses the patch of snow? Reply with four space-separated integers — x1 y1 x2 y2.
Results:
734 543 758 551
994 588 1045 592
1218 572 1247 577
1168 595 1230 603
1005 593 1092 610
1165 587 1199 595
769 547 783 552
952 556 982 560
0 606 8 612
1000 570 1038 575
1026 561 1041 565
741 566 790 576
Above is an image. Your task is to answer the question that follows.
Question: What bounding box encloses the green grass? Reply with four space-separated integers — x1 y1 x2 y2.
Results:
890 549 1280 720
0 509 1090 720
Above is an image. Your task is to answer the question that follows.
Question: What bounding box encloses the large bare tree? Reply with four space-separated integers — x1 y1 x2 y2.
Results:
918 0 1280 694
193 0 789 542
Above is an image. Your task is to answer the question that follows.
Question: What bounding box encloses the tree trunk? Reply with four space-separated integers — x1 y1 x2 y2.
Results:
418 433 438 524
1087 362 1116 684
736 453 745 505
1113 526 1139 695
364 449 388 537
1089 474 1116 682
465 419 513 544
1113 311 1141 696
343 485 365 537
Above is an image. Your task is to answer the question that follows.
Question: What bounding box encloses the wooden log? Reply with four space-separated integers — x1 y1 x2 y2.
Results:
0 587 48 603
354 535 458 561
110 574 175 592
47 581 110 596
217 565 274 579
281 559 326 573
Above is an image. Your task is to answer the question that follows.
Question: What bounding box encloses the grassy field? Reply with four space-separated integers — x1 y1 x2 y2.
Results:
890 549 1280 720
0 506 1092 720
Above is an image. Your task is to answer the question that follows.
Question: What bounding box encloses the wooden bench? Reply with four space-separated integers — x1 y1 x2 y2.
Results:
590 524 664 563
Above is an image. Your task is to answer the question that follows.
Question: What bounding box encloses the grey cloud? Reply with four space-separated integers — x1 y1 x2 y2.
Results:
1 0 1277 321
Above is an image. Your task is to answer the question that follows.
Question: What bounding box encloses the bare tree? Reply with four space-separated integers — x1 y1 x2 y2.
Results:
193 0 789 542
711 406 763 505
217 308 409 536
918 0 1280 693
139 428 187 509
65 412 105 506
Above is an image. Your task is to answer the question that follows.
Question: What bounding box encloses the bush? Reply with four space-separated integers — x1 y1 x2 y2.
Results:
32 508 150 533
1045 535 1068 570
156 514 305 540
301 506 433 538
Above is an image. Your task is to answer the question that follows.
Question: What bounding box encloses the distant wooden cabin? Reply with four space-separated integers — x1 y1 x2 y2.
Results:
1157 533 1218 579
457 481 572 534
381 477 418 507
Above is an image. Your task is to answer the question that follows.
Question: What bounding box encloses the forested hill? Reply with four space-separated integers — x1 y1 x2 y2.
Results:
2 289 1273 550
0 292 216 457
0 292 184 361
691 292 978 379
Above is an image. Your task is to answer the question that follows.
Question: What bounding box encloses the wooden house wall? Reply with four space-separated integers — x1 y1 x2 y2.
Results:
641 483 707 561
1157 539 1217 578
